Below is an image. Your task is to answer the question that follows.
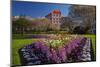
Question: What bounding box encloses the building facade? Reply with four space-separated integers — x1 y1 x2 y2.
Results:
45 10 62 30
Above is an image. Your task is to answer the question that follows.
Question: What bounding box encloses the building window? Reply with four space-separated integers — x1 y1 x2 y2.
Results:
57 18 58 21
54 18 55 21
53 14 56 17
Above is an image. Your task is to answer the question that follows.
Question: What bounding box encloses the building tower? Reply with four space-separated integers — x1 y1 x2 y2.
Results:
45 10 62 30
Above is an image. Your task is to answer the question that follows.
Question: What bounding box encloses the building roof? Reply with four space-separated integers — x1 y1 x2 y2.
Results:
52 10 61 14
45 10 61 17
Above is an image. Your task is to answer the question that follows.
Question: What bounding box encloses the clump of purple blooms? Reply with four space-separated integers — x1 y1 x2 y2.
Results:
19 36 91 65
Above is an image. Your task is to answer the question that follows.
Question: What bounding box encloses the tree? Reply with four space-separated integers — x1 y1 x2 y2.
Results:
31 18 50 32
69 5 96 34
12 17 32 34
61 17 73 33
69 5 96 18
73 26 85 34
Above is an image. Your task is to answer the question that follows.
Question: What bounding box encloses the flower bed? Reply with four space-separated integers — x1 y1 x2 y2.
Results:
18 35 91 65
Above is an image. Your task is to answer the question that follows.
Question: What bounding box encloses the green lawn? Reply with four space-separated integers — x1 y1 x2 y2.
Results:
12 39 38 65
84 34 96 60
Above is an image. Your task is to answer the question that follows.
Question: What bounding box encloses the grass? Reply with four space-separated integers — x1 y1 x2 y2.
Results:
12 34 96 66
12 39 38 65
84 34 96 60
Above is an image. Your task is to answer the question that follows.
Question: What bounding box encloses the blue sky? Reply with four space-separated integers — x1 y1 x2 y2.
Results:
12 1 71 18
